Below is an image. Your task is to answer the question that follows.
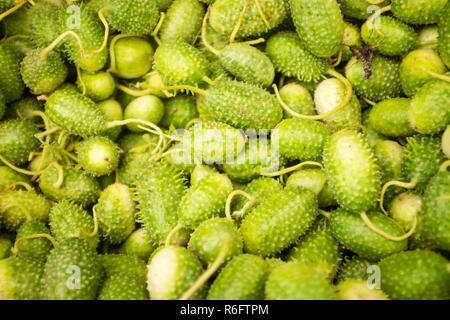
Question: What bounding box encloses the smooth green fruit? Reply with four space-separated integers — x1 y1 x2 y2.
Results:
0 165 30 191
345 56 402 102
279 82 314 118
207 254 268 300
39 165 101 207
188 217 243 265
147 246 206 300
98 273 148 300
240 187 318 257
0 43 25 103
391 0 448 25
408 79 450 135
49 200 99 249
361 16 417 56
438 3 450 68
314 78 362 131
124 95 164 132
96 182 136 244
160 95 199 129
43 238 103 300
289 0 344 57
287 219 341 280
323 129 381 213
379 250 450 300
336 255 375 283
362 108 388 148
336 0 391 20
15 220 53 261
418 25 439 49
77 136 119 176
76 70 116 101
266 31 330 83
335 279 389 300
178 172 233 229
375 140 404 185
0 190 51 231
399 49 447 97
118 228 156 262
330 208 408 260
159 0 204 44
138 71 168 98
265 262 336 300
111 36 154 79
369 98 415 137
0 257 45 300
97 99 123 140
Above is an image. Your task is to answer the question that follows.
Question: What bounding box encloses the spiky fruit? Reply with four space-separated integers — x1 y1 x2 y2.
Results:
438 3 450 68
336 255 375 283
375 140 404 186
147 246 206 300
207 254 268 300
43 238 103 300
369 98 415 137
100 254 147 282
77 136 120 177
160 95 198 129
0 43 25 103
379 250 450 300
266 32 330 83
265 263 336 300
339 22 363 62
98 273 148 300
4 96 44 124
29 1 62 48
335 279 389 300
240 187 318 257
336 0 391 20
15 220 53 261
391 0 448 25
323 129 381 213
330 208 408 260
0 236 12 260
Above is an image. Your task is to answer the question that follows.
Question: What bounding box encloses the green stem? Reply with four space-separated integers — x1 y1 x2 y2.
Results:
361 211 417 241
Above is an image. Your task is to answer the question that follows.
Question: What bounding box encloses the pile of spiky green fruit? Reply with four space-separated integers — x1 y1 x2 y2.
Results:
0 0 449 301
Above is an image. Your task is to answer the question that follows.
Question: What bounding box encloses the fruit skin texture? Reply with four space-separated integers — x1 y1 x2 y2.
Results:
200 79 283 131
188 217 243 265
391 0 448 25
289 0 344 58
207 254 268 300
112 37 154 79
147 246 206 300
160 95 198 129
438 3 450 68
20 49 68 95
399 49 447 97
340 22 363 62
323 129 381 213
29 1 62 49
361 16 418 57
336 255 375 283
369 98 415 137
15 221 53 261
240 187 318 257
77 136 120 177
279 82 314 118
265 32 330 83
265 262 336 300
0 119 40 166
408 79 450 135
379 250 450 300
100 254 147 282
0 257 45 300
335 279 389 300
0 166 30 191
159 0 204 44
0 44 25 103
422 170 450 251
345 56 402 102
98 273 148 300
76 70 116 102
330 209 408 260
43 238 103 300
49 200 99 249
118 228 156 262
275 118 331 162
178 173 233 229
96 183 136 244
336 0 391 20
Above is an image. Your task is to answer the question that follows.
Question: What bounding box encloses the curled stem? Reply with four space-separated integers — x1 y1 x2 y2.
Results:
79 205 98 238
151 12 165 45
91 7 110 54
439 160 450 172
76 66 87 95
165 224 183 247
334 123 368 136
10 181 34 192
1 203 31 220
380 180 417 215
51 162 64 188
12 233 56 256
318 209 331 219
0 154 46 176
225 190 255 221
361 211 417 241
229 0 249 43
262 161 323 177
41 31 86 60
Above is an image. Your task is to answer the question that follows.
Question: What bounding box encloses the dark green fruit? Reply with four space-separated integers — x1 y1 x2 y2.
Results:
0 165 30 191
438 3 450 68
0 43 25 103
336 255 375 283
29 1 62 48
336 0 391 20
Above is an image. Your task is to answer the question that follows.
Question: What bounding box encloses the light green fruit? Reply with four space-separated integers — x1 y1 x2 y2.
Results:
362 109 388 148
118 228 156 262
111 36 154 79
98 273 148 300
418 25 439 49
375 140 404 185
438 3 450 68
336 0 391 20
391 0 448 25
279 82 314 118
442 125 450 158
335 279 389 300
124 95 164 132
97 99 123 141
0 165 30 191
15 220 53 261
76 70 116 102
336 255 375 283
339 22 363 62
160 95 199 129
77 136 119 177
190 165 219 186
369 98 415 137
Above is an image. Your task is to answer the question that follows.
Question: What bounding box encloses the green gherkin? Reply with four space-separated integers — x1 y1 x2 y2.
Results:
408 79 450 135
379 250 450 300
287 219 342 280
49 200 100 249
0 190 51 231
178 173 233 229
361 16 418 57
0 165 30 191
43 238 103 300
207 254 268 300
339 22 363 62
4 96 43 124
134 160 188 245
209 0 289 39
345 56 402 102
375 140 404 186
391 0 448 25
323 129 381 213
265 263 336 300
105 0 159 36
100 254 147 282
336 255 375 283
402 135 446 192
98 273 148 300
39 165 101 207
147 246 206 300
369 98 415 137
159 0 204 44
336 0 391 20
188 217 243 265
275 118 331 162
335 279 389 300
77 136 120 177
240 186 318 257
29 1 62 48
118 228 156 262
200 79 283 130
154 41 209 87
279 82 314 118
0 257 45 300
438 3 450 68
362 109 388 148
266 32 330 83
0 44 25 103
160 95 199 129
330 208 407 260
289 0 344 58
422 170 450 251
15 220 53 261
